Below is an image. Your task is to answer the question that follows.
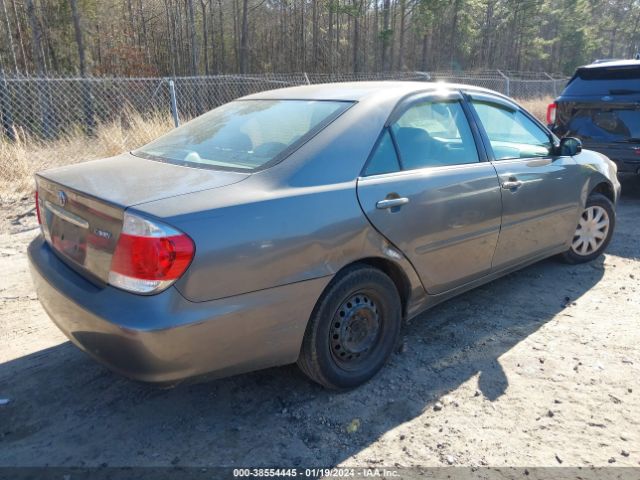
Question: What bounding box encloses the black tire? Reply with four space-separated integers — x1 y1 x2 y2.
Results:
561 193 615 264
297 264 402 390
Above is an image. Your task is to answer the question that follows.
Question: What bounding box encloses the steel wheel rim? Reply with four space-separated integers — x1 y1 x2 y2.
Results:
571 205 610 256
330 291 382 371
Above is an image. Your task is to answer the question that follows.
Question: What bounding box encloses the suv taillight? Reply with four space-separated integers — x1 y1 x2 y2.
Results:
546 102 557 125
109 212 195 294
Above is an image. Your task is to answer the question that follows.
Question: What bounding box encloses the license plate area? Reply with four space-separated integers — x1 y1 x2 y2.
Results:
49 212 88 265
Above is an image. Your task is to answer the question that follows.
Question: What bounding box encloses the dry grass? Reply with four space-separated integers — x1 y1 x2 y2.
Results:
517 96 553 123
0 97 552 202
0 111 174 201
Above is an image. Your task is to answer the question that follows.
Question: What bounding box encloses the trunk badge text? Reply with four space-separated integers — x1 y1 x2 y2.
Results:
93 228 112 240
57 191 67 207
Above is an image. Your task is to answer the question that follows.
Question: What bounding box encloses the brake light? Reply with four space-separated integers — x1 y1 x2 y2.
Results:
108 212 194 294
35 191 42 225
546 103 557 125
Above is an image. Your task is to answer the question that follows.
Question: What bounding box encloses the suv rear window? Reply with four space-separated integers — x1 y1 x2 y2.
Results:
563 65 640 96
134 100 352 171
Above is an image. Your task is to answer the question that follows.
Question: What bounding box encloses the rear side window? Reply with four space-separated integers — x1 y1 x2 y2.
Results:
364 129 401 176
564 65 640 96
133 100 352 171
390 100 479 170
472 101 552 160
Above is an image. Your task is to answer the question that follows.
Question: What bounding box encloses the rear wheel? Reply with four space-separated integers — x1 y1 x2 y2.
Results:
297 265 402 389
561 193 615 264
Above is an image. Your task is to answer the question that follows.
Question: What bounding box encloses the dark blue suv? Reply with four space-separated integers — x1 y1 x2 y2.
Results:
548 60 640 175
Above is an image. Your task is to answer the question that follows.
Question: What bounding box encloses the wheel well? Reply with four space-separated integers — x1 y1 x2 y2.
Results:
346 257 411 318
591 182 615 203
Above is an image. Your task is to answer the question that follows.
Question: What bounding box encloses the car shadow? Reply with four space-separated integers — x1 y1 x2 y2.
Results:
1 185 637 467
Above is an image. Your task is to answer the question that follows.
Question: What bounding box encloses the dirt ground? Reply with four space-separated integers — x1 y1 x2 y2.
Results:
0 177 639 469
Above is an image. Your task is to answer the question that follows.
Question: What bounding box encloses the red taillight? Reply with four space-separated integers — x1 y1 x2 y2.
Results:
108 212 194 294
111 233 194 281
546 103 557 125
35 190 42 225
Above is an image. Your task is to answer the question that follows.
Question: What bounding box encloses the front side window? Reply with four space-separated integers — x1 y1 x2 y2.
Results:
133 100 352 171
472 100 552 160
390 100 479 170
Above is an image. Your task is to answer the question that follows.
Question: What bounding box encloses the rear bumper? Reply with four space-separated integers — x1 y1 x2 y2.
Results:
582 144 640 174
28 235 328 384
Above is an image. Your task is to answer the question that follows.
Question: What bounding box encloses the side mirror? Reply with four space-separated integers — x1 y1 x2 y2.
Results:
558 137 582 156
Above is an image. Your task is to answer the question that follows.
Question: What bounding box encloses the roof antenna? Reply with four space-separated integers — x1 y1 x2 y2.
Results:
636 52 640 60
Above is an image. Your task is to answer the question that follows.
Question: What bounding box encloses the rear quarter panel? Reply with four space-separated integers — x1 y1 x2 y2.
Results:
134 94 427 305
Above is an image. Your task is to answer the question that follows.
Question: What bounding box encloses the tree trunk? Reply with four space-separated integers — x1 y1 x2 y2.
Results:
70 0 86 76
312 0 319 71
137 0 150 63
450 0 461 68
352 0 361 73
25 0 44 75
187 0 199 75
397 0 406 70
239 0 249 73
0 0 18 74
200 0 209 74
381 0 390 71
217 0 225 72
421 32 429 71
163 0 177 76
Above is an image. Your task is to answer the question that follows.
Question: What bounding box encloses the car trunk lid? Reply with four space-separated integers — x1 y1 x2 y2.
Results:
36 153 249 284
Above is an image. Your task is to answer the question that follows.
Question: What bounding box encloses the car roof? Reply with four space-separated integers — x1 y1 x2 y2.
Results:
579 59 640 70
241 81 507 103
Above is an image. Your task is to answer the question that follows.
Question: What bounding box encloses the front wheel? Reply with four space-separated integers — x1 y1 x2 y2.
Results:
561 193 615 264
297 265 402 390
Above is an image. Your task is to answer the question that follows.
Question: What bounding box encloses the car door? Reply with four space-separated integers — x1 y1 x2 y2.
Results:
466 92 583 269
356 92 503 295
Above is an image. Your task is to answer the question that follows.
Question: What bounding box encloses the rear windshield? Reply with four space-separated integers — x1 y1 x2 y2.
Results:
133 100 352 171
563 65 640 96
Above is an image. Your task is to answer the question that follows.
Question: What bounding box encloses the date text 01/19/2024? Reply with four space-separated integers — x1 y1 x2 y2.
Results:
232 468 400 478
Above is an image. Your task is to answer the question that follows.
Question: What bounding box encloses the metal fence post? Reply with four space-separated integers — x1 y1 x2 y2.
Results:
0 70 16 141
168 79 180 127
496 69 510 97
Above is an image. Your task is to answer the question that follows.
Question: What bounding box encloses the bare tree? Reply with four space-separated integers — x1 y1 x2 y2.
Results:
187 0 199 74
0 0 17 74
239 0 249 72
70 0 86 76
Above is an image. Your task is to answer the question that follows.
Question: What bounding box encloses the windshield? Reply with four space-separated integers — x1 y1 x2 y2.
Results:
133 100 352 171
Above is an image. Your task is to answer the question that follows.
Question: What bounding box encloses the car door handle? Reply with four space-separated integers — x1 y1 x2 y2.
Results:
376 197 410 209
501 180 523 190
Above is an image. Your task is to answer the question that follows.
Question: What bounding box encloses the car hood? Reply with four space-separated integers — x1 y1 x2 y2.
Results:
38 152 250 207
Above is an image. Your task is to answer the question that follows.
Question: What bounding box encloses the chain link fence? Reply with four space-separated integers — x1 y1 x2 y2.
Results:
0 71 567 142
0 70 568 199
